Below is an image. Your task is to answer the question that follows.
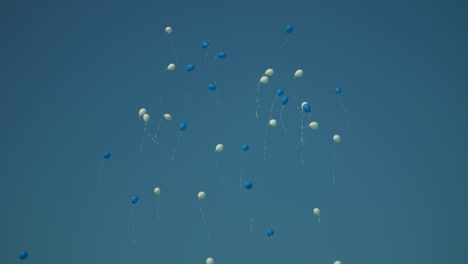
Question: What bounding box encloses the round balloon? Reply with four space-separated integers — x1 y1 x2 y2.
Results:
215 144 224 152
260 76 269 84
285 24 293 34
19 251 28 260
335 87 342 94
244 181 253 189
242 144 250 152
154 187 161 196
164 114 172 121
187 64 195 72
179 122 187 131
269 119 277 127
309 122 319 130
206 257 214 264
334 261 342 264
143 114 150 123
294 69 303 78
277 89 284 96
138 108 147 117
103 152 111 159
165 26 172 34
313 208 320 217
198 191 206 200
131 195 139 204
217 51 227 58
167 63 175 71
333 135 341 143
267 229 274 237
201 41 209 48
208 83 217 90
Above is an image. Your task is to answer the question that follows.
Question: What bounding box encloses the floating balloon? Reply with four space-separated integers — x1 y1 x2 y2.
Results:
242 144 250 152
140 113 151 152
264 119 277 160
131 195 139 204
202 41 209 48
165 26 172 34
198 191 210 237
332 134 341 184
294 69 303 78
179 122 187 131
313 208 321 223
206 257 214 264
260 76 269 84
279 95 289 133
335 87 342 94
333 135 341 143
154 187 161 221
143 114 150 123
309 121 319 130
264 68 274 76
281 96 289 105
267 229 275 237
215 144 224 152
103 152 111 159
244 181 253 189
130 195 139 243
164 114 172 120
164 26 177 63
269 119 277 127
217 51 227 58
334 261 342 264
302 102 311 113
187 63 195 72
285 24 293 34
208 83 217 91
198 191 206 200
19 251 28 260
138 108 147 117
166 63 175 71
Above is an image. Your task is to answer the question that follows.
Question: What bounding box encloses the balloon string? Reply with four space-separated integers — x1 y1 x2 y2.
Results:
338 94 350 129
152 118 163 144
264 124 270 160
269 96 277 120
280 106 287 134
199 202 211 238
97 159 104 187
131 205 136 244
156 198 160 222
255 82 261 119
332 144 338 184
168 35 178 64
139 123 147 152
171 132 182 160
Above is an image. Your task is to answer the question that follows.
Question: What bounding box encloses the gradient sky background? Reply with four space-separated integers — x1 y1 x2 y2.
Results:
1 0 467 263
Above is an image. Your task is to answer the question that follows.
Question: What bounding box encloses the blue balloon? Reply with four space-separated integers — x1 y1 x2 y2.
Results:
267 229 274 237
303 103 311 113
19 251 28 260
281 96 289 105
103 152 111 159
217 51 227 58
242 144 250 152
285 24 293 34
131 195 139 204
179 122 187 131
244 181 253 189
208 83 217 90
201 41 209 48
187 64 195 72
335 87 342 94
277 89 284 96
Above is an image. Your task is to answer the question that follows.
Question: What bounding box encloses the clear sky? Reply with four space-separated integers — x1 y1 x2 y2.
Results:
1 0 467 263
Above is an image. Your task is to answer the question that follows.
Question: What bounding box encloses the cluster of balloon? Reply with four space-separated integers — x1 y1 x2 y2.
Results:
97 151 111 187
154 187 161 221
206 257 214 264
164 26 178 63
152 113 172 144
197 191 210 238
281 24 293 48
332 134 341 184
19 251 28 261
131 195 139 243
171 122 187 160
256 68 273 119
264 118 278 160
335 87 349 129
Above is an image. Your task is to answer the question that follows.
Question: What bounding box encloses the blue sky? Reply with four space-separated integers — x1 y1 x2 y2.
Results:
1 0 467 263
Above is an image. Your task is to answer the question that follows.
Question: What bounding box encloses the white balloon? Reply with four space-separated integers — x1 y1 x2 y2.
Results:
165 26 172 34
143 114 150 123
198 191 206 200
138 108 147 117
264 68 274 76
294 69 303 78
260 76 269 84
301 101 308 109
309 121 319 130
215 144 224 152
313 208 320 217
206 257 214 264
154 187 161 196
334 261 342 264
269 119 277 127
167 63 175 71
333 134 341 143
164 113 172 120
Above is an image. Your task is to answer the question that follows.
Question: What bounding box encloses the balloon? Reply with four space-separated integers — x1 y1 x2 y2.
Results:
131 195 139 204
138 108 147 117
187 64 195 72
198 191 206 200
167 63 175 71
302 103 311 113
154 187 161 196
285 24 293 34
179 122 187 131
260 76 269 84
269 119 277 127
244 181 253 189
206 257 214 264
217 51 227 58
164 114 172 121
277 89 284 96
309 122 319 130
264 68 274 76
143 114 150 123
202 41 209 48
313 208 320 217
294 69 303 78
333 135 341 143
335 87 342 94
267 229 274 237
281 96 289 105
242 144 250 152
19 251 28 260
208 83 217 91
165 26 172 34
334 261 342 264
103 152 111 159
215 144 224 152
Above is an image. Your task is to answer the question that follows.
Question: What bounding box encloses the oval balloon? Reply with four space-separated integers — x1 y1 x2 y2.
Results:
179 122 187 131
201 41 209 49
281 96 289 105
208 83 217 91
260 76 269 84
154 187 161 196
303 103 311 113
164 114 172 121
198 191 206 200
215 144 224 152
165 26 172 34
335 87 342 94
217 51 227 58
143 114 150 122
244 181 253 189
264 68 274 76
167 63 175 71
334 261 342 264
313 208 320 217
277 89 284 96
206 257 214 264
285 24 293 34
267 229 274 237
309 121 319 130
242 144 250 152
294 69 303 78
333 135 341 143
19 251 28 260
187 64 195 72
131 195 139 204
138 108 147 117
103 152 111 159
269 119 277 127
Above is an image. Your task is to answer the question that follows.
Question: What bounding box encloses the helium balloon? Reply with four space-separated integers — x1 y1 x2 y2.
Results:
206 257 215 264
164 26 177 63
103 152 111 159
267 229 274 237
335 86 349 129
179 122 187 131
215 144 224 152
335 87 342 94
138 108 147 117
217 51 227 58
242 144 250 152
19 251 28 260
208 83 217 91
277 89 284 96
186 64 195 72
198 191 206 200
165 26 172 34
167 63 175 71
244 181 253 189
164 114 172 121
264 68 274 76
285 24 293 34
98 152 111 186
309 121 319 130
143 113 150 123
294 69 303 78
131 195 139 204
279 96 289 133
260 76 269 84
333 135 341 143
202 41 209 48
256 75 270 119
154 187 161 196
334 261 342 264
302 103 311 113
281 96 289 105
269 119 277 127
313 208 320 216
